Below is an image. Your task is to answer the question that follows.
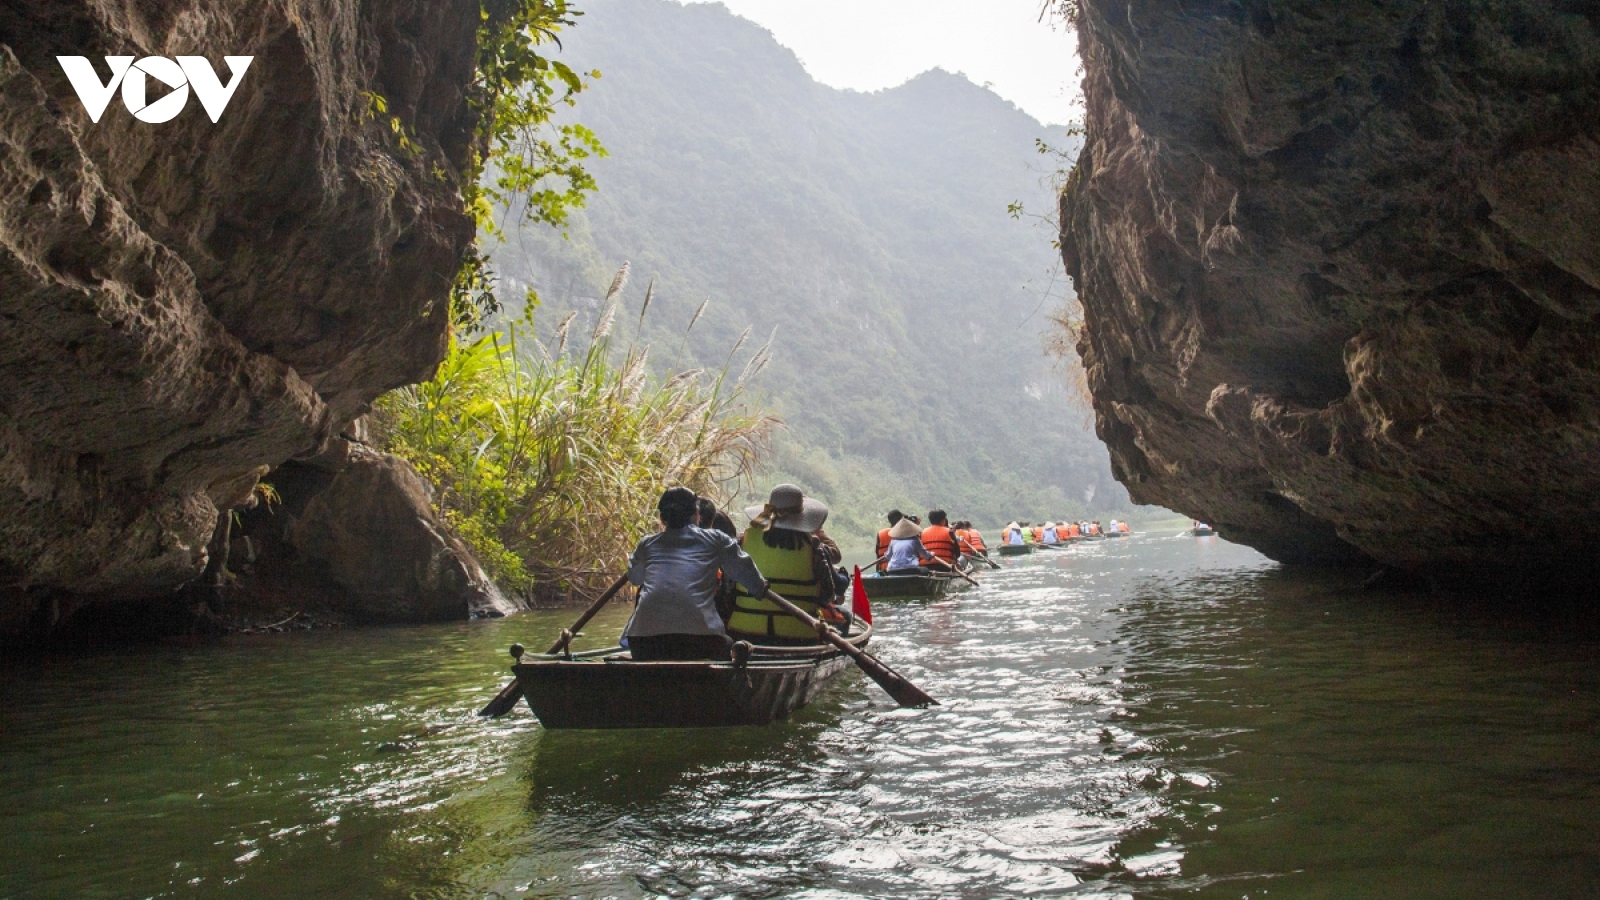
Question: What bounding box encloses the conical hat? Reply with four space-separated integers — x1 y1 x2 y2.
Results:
887 519 922 540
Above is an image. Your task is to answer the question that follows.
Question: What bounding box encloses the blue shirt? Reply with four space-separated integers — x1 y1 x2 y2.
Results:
623 526 767 638
1042 527 1058 542
886 537 927 571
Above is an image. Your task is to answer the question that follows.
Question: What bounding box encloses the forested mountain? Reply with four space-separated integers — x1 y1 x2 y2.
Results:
491 0 1128 545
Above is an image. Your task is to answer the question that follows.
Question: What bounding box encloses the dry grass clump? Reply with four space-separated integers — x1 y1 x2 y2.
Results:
375 265 776 601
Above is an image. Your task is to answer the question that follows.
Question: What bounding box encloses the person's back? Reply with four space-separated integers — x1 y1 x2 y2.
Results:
920 511 959 565
727 484 840 644
883 518 929 573
1042 524 1058 543
875 509 903 573
965 527 987 551
624 488 767 661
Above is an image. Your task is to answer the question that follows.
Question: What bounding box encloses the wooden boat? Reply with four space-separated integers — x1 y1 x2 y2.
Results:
1104 530 1129 538
1034 541 1067 550
996 543 1034 556
1190 526 1216 537
512 621 874 729
862 570 953 599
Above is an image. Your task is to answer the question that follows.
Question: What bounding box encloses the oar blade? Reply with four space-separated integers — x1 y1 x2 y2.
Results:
879 670 938 708
851 647 937 708
478 681 523 717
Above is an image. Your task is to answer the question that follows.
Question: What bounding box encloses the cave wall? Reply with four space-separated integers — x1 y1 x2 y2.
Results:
1060 1 1600 580
0 0 480 635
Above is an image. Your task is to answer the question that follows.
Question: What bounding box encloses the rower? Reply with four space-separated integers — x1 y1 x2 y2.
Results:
1004 521 1025 545
919 510 962 569
957 521 987 555
728 484 846 644
1041 521 1058 544
883 517 932 574
875 509 904 573
621 487 770 661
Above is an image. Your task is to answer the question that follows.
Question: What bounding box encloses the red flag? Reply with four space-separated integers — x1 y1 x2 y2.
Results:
850 565 872 625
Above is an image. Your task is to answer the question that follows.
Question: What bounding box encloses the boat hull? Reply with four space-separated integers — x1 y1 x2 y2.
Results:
996 544 1033 556
863 572 953 598
512 627 872 729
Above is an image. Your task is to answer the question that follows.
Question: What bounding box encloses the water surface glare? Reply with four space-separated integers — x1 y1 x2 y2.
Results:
4 535 1599 898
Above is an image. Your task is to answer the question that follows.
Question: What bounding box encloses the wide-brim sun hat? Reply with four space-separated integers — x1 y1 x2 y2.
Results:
887 518 922 540
745 483 828 533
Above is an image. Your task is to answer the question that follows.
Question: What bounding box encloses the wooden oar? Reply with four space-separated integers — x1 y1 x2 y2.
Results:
478 573 631 717
927 556 981 587
763 589 936 708
959 540 1001 569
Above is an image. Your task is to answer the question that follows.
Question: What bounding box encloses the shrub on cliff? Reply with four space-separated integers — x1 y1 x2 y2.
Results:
374 268 776 600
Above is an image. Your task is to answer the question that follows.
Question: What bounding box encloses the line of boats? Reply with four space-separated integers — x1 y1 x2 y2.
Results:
492 528 1161 730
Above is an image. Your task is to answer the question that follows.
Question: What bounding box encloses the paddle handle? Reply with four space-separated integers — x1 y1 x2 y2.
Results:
927 556 981 587
762 589 936 708
546 573 631 655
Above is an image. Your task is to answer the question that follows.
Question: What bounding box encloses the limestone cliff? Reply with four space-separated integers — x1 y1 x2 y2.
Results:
1061 2 1600 582
0 0 482 637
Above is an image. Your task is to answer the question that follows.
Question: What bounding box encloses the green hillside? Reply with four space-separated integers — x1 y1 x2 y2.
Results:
489 0 1127 548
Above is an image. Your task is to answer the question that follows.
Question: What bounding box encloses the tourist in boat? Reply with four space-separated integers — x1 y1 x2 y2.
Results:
1004 521 1025 545
1119 521 1131 533
883 517 933 574
1031 522 1045 543
697 497 738 537
1041 521 1059 544
956 521 987 555
728 484 845 644
919 510 962 570
621 487 770 661
875 509 904 574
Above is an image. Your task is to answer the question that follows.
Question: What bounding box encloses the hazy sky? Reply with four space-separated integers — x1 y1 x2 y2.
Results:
686 0 1082 125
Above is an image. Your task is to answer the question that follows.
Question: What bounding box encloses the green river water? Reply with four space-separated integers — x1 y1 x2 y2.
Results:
3 534 1598 898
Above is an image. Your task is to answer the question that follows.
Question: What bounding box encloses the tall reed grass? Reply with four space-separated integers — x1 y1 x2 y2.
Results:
375 268 776 601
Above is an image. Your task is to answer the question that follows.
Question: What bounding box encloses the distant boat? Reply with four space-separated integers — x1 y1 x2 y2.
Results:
1190 525 1216 537
996 543 1034 556
511 623 873 729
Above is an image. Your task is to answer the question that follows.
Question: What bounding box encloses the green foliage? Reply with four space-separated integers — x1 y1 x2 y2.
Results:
374 271 776 596
442 1 608 334
468 0 606 236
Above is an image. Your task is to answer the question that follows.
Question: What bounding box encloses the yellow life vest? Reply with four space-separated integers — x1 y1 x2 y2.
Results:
729 526 823 641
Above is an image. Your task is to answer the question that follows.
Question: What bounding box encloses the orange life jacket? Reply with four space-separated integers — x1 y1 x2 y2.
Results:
961 529 987 552
875 528 891 573
1119 522 1130 533
1031 526 1044 542
1067 523 1080 537
1088 523 1101 535
920 525 960 563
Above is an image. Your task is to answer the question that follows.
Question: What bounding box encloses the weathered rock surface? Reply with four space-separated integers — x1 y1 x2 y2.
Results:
0 0 481 637
1061 2 1600 583
237 443 517 623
